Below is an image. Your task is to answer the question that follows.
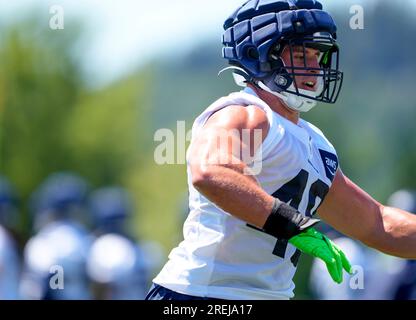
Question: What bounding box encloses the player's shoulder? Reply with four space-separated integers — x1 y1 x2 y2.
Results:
201 89 271 125
193 90 280 147
206 103 269 131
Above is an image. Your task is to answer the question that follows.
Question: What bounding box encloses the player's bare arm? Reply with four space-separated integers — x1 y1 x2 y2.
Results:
318 169 416 259
189 104 274 228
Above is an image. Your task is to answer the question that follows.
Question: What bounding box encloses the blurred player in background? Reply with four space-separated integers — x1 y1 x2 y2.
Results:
86 187 152 299
0 176 21 299
20 172 92 300
310 224 406 300
387 190 416 300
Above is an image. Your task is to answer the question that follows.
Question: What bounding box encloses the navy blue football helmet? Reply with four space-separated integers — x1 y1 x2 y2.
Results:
89 187 133 235
30 172 89 229
222 0 343 112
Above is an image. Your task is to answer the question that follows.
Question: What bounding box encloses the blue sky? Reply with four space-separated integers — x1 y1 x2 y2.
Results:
0 0 408 87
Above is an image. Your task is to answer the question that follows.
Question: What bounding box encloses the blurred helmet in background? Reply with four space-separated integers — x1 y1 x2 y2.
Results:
89 186 133 235
30 172 89 231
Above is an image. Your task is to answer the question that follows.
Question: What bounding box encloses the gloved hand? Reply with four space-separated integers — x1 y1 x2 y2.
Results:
289 228 352 284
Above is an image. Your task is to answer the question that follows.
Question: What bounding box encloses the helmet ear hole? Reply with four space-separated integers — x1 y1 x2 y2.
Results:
246 47 259 60
269 43 283 60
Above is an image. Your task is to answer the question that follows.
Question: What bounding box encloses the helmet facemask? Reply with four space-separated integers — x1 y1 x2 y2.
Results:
256 32 343 112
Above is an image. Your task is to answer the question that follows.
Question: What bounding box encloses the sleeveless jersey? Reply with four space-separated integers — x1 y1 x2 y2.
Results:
153 88 339 300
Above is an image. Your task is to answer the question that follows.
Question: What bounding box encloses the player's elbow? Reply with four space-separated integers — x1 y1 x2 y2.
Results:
352 204 388 250
190 163 214 191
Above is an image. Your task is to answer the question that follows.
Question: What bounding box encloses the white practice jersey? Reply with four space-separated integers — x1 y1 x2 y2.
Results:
87 233 149 300
20 220 92 300
154 88 339 300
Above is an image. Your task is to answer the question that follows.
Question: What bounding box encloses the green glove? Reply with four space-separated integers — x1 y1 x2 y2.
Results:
289 228 353 284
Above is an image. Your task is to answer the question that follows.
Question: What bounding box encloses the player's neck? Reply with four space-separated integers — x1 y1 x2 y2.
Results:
248 84 300 125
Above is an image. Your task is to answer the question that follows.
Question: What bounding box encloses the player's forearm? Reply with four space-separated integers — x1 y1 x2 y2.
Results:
191 161 275 228
368 205 416 259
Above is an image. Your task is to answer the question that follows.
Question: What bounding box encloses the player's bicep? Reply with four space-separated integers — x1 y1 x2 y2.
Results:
317 169 383 244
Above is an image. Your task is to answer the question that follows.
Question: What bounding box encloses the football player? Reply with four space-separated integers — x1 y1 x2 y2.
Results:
387 190 416 300
20 172 92 300
310 224 406 300
0 176 21 299
147 0 416 300
86 187 150 299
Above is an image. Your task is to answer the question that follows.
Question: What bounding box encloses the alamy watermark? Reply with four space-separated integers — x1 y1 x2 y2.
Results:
349 264 365 290
49 5 65 30
350 5 365 30
49 265 64 290
154 121 264 175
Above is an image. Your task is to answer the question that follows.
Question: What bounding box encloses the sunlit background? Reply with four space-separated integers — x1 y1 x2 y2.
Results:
0 0 416 299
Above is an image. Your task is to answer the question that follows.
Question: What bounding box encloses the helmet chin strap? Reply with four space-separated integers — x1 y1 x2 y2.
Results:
218 66 319 113
257 81 318 113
